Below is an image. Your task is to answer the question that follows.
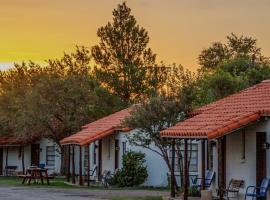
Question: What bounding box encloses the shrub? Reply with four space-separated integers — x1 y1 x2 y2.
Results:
109 151 148 187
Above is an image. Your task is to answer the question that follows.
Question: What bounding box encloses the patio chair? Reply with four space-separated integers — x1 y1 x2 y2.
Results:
85 165 97 184
38 164 45 169
100 170 111 188
5 166 17 176
192 170 215 190
221 179 244 200
245 178 270 200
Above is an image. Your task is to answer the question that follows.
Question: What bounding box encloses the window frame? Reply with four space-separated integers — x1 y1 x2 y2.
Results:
46 146 56 167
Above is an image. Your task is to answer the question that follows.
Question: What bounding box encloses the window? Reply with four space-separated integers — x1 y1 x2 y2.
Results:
84 146 89 169
170 143 198 173
46 146 55 166
108 138 111 159
122 142 127 155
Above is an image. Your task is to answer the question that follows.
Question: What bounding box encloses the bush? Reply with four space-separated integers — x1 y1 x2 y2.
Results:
109 151 148 187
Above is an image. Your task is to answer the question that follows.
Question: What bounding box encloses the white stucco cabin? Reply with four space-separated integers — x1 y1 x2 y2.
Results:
162 80 270 199
0 137 61 176
61 108 202 187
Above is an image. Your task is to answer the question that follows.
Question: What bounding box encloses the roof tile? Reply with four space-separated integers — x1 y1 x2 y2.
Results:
161 80 270 139
60 108 132 146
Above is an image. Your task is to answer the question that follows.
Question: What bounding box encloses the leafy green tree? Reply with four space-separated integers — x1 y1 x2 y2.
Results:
92 2 167 104
165 64 197 112
123 96 186 188
198 33 269 71
0 47 123 173
194 69 247 107
109 151 148 187
198 42 230 71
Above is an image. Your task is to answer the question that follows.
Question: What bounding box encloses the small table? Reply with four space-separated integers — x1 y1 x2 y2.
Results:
21 168 50 185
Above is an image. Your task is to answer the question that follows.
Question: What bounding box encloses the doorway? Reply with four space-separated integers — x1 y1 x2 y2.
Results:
256 132 267 186
31 144 40 166
114 139 119 170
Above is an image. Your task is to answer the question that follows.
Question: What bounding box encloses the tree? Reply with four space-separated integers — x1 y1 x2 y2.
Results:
198 42 230 71
193 69 247 107
123 96 186 188
92 2 167 104
165 64 197 112
198 33 269 71
109 151 148 187
0 47 123 173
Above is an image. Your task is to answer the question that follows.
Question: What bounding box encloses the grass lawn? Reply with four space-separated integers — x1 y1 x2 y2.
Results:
0 176 75 188
0 176 169 196
111 197 162 200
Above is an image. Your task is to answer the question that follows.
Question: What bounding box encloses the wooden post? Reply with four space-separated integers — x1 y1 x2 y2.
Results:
86 145 90 187
171 139 176 198
72 145 76 184
67 145 71 182
184 139 188 200
22 146 25 174
218 137 226 200
201 140 206 189
206 140 210 170
6 147 8 166
79 146 83 186
98 140 102 180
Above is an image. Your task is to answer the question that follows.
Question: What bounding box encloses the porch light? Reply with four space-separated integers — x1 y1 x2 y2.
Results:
262 142 270 150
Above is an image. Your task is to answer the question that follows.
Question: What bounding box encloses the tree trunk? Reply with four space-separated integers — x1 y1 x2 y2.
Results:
163 150 179 189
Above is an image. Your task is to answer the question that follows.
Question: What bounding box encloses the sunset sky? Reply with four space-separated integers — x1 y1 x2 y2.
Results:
1 0 270 71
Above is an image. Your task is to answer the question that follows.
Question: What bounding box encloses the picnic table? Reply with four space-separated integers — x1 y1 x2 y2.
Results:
18 167 54 185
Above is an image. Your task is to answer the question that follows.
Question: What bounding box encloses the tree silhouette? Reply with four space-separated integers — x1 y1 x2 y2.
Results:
92 2 166 105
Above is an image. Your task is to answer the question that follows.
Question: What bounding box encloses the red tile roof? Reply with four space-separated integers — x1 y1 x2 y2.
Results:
161 80 270 139
60 108 132 146
0 136 25 146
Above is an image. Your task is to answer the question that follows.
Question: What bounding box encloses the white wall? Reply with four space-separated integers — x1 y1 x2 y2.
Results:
2 138 61 175
71 130 201 187
118 130 203 187
213 119 270 200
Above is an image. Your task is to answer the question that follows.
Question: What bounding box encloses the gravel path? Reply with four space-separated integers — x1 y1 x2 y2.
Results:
0 186 169 200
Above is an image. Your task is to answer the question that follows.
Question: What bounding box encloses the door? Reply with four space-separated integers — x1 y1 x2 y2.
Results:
31 144 40 166
256 132 267 186
114 139 119 170
0 148 3 175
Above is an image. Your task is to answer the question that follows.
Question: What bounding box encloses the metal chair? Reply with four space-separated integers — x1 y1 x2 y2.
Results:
5 166 17 176
100 170 111 188
245 178 270 200
193 170 215 190
222 179 244 200
85 165 97 184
